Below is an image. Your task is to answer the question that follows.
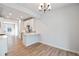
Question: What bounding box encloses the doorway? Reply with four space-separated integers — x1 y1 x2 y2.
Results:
3 23 17 48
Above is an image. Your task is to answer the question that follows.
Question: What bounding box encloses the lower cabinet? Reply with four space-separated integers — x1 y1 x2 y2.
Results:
23 33 40 47
0 35 8 56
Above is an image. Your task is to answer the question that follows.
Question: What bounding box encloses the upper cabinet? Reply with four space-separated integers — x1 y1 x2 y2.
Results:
23 19 36 33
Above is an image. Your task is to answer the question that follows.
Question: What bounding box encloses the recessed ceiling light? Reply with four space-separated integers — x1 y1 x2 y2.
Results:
20 16 23 18
9 13 12 16
6 16 9 18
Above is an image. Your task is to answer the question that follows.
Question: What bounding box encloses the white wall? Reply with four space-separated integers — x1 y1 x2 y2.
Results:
35 4 79 51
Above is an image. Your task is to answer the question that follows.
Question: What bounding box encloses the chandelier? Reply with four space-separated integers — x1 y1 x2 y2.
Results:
38 3 51 13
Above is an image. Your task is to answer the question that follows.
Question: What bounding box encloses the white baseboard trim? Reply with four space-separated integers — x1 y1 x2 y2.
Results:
39 41 79 54
25 41 39 47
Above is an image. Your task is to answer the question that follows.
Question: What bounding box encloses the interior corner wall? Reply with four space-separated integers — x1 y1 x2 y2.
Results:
35 5 79 51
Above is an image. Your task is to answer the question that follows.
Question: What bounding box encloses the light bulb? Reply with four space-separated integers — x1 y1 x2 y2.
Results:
9 13 12 16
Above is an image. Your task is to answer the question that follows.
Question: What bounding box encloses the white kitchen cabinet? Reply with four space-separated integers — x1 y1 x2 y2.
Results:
23 33 40 47
0 35 8 56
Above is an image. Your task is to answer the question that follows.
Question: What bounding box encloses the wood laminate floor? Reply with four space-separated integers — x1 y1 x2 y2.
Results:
7 40 79 56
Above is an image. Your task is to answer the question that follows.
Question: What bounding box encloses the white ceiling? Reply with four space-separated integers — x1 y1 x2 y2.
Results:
0 4 32 20
17 3 69 10
0 3 77 20
16 3 70 14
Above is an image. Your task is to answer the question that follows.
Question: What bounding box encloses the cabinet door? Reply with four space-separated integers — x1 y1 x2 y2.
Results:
0 37 7 56
26 35 39 46
23 35 27 46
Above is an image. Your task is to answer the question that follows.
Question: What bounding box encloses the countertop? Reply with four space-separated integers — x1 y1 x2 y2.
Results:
23 33 39 35
0 34 5 36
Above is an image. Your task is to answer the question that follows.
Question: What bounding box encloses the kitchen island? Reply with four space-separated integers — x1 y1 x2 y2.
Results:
23 33 40 47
